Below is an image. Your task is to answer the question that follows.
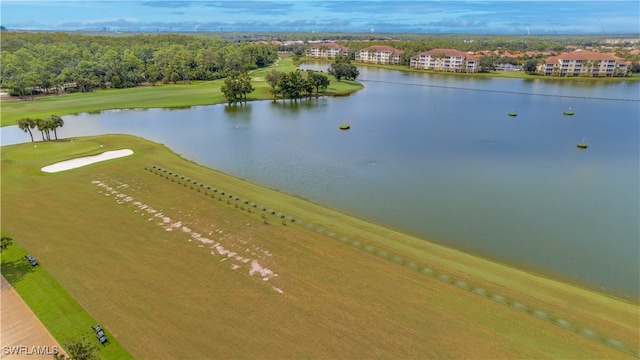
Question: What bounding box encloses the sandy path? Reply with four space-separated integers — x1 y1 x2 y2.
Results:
41 149 134 173
0 276 65 359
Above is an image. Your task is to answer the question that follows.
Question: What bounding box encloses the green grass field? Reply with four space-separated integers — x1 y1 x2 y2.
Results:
0 57 362 127
1 243 133 359
1 134 638 359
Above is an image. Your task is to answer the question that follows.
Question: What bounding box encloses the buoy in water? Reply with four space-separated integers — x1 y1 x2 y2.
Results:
577 137 587 149
339 124 350 130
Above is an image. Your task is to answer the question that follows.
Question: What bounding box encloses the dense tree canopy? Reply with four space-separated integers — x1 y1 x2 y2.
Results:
265 69 331 102
327 63 359 81
220 71 254 105
522 59 539 74
17 116 65 142
478 55 498 72
0 32 278 97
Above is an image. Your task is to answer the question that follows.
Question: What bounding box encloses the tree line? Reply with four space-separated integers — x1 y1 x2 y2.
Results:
221 68 332 105
0 32 278 98
221 55 358 105
261 57 357 103
17 116 64 142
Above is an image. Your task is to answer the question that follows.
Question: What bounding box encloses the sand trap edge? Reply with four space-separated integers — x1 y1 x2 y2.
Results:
41 149 134 173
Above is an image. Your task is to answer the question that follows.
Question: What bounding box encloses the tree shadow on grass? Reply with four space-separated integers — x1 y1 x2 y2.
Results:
1 258 37 287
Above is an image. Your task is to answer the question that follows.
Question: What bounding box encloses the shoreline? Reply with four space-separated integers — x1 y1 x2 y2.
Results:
4 56 637 127
301 57 640 82
2 134 637 303
1 134 638 358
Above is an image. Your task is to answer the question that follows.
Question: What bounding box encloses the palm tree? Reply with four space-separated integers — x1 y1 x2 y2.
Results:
35 118 54 141
318 45 328 59
48 115 64 140
368 49 377 64
17 118 36 142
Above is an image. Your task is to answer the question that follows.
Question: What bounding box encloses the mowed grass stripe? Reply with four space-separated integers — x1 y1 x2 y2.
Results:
145 163 640 357
1 134 638 359
0 243 133 359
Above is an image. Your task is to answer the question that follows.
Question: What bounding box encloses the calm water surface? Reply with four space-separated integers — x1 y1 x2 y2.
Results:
2 66 639 299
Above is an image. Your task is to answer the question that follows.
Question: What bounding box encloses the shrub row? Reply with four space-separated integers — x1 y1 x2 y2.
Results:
144 165 296 224
144 165 636 357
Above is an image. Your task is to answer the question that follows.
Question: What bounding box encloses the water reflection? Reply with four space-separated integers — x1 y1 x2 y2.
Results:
1 69 638 300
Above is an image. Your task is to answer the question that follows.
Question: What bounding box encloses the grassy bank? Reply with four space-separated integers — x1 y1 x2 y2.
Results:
1 134 638 359
1 241 133 359
0 57 362 127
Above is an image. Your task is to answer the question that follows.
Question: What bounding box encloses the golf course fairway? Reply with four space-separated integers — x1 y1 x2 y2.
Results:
1 134 638 359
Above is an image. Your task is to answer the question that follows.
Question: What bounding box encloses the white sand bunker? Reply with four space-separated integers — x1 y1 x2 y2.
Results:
41 149 134 173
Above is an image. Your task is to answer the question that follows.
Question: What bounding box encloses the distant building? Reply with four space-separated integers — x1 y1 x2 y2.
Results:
354 45 404 65
537 50 627 77
605 38 640 44
410 49 478 73
306 43 350 59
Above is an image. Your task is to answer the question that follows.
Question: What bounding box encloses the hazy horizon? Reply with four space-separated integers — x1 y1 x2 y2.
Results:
1 1 639 35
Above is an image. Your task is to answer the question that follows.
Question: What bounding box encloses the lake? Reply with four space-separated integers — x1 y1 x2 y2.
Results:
2 65 639 300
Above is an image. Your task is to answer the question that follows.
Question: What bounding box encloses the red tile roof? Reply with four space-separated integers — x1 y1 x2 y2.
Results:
544 56 560 65
556 50 620 61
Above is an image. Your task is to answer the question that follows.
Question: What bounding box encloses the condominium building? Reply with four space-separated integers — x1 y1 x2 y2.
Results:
306 43 350 59
409 49 479 72
538 50 628 77
354 45 404 65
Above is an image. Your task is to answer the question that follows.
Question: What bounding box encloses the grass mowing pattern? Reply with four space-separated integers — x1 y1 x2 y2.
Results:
144 163 640 358
0 244 133 359
2 134 638 359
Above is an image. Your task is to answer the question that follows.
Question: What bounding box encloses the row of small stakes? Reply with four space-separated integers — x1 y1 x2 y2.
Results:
144 164 635 357
145 165 296 224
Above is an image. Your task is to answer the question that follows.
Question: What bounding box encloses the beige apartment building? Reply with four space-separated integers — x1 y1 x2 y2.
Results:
409 49 479 72
354 45 404 65
538 50 628 77
306 43 350 59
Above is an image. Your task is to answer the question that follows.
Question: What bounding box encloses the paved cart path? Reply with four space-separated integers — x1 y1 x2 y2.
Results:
0 276 65 359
